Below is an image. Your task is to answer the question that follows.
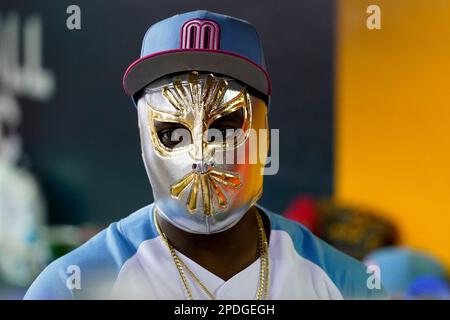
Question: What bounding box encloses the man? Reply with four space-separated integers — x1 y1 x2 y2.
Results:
25 10 388 299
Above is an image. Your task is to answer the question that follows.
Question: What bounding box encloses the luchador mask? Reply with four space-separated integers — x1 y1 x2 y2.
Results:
137 71 268 234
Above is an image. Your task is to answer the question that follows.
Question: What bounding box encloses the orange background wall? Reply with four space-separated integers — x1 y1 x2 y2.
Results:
335 0 450 268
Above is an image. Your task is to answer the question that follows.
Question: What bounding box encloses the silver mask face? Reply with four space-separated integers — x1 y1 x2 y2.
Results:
137 71 268 234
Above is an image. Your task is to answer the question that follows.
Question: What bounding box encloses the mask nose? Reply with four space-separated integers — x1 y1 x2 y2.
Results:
192 160 214 173
189 118 216 171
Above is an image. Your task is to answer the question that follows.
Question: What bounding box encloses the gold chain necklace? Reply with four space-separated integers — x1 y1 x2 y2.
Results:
153 208 270 300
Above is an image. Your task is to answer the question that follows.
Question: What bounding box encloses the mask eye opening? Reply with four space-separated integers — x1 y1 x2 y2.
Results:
206 108 246 145
154 120 192 149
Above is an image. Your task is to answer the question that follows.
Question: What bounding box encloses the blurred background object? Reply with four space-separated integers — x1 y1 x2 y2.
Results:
48 224 101 260
364 247 449 299
0 161 48 286
405 276 450 300
284 197 450 299
283 195 318 233
283 196 397 260
315 200 397 260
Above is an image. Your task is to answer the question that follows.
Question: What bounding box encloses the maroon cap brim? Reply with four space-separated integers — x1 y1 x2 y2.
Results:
122 49 271 98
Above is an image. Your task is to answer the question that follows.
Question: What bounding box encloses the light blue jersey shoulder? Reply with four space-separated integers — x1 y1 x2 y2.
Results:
24 204 388 299
259 205 388 299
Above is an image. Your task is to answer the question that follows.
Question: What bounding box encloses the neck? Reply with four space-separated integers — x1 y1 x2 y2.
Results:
156 206 269 281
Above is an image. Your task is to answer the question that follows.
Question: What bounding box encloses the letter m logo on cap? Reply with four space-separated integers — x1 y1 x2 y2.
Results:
181 19 220 50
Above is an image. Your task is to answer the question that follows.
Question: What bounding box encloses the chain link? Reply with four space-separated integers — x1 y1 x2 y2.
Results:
153 207 270 300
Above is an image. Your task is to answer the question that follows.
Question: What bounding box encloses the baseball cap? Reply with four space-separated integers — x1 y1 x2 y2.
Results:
122 10 271 103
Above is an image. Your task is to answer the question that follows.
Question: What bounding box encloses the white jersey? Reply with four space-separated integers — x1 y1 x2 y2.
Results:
24 204 388 300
